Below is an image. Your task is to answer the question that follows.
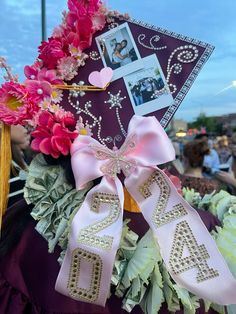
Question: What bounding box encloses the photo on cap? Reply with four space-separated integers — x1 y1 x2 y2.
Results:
96 22 143 81
124 54 175 115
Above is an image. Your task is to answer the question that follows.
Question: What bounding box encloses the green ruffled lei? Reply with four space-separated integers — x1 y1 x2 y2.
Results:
24 154 92 255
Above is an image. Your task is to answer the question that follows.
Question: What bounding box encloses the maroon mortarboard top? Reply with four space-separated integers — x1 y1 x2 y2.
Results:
61 17 214 147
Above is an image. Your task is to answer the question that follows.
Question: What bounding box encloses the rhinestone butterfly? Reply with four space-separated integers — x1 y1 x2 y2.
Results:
90 135 137 178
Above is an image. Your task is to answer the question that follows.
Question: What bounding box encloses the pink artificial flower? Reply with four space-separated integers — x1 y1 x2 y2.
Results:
64 15 93 52
24 65 40 80
163 169 182 195
38 38 66 69
76 116 93 136
74 17 93 50
52 25 65 38
31 110 78 158
51 89 63 104
92 7 106 31
54 107 77 128
25 80 52 103
0 82 39 125
57 56 79 81
67 0 101 17
37 68 63 85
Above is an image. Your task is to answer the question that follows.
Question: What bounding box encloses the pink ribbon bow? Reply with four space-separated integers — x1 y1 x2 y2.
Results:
56 115 236 306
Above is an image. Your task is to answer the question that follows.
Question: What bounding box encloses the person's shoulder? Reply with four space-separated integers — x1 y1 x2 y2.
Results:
210 148 219 156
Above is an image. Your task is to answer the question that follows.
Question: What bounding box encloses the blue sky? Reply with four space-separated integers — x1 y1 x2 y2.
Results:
0 0 235 122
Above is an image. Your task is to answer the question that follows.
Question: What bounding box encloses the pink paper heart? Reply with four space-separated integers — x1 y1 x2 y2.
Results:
88 67 113 88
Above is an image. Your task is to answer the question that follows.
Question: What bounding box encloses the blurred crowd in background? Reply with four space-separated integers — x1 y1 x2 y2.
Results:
170 132 236 196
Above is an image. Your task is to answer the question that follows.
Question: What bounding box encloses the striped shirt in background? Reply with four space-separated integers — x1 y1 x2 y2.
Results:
8 161 27 207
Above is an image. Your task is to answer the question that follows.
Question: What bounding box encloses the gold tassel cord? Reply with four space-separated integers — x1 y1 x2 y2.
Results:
0 123 12 231
53 84 109 92
124 187 141 213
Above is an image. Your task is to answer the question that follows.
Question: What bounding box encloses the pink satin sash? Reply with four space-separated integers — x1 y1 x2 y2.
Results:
55 115 236 306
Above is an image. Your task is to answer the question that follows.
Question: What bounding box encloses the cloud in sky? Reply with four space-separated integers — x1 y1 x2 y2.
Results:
0 0 235 121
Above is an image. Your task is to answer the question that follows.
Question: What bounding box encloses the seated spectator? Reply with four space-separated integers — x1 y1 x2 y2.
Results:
195 133 220 176
228 133 236 177
217 135 231 164
181 140 221 195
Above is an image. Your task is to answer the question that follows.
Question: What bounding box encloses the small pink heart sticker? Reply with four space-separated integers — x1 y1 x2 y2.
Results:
88 67 113 88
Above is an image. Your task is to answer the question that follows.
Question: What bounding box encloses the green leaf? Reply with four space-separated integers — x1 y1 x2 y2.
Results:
173 285 199 314
210 303 226 314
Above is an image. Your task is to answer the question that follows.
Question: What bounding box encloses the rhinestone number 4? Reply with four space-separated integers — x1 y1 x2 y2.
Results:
170 221 219 282
139 169 219 283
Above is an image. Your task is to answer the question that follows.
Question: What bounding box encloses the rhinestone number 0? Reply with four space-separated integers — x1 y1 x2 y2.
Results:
68 192 121 302
68 248 102 302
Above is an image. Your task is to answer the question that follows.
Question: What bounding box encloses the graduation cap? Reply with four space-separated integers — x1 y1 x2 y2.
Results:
57 13 214 146
0 0 213 229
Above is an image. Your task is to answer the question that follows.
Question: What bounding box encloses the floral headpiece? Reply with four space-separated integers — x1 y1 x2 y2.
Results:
0 0 126 224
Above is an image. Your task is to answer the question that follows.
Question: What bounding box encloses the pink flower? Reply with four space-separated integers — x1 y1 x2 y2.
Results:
52 25 65 38
163 169 182 195
31 110 78 158
64 15 93 52
57 56 79 81
0 82 39 125
38 38 66 69
37 68 63 85
67 0 101 18
92 7 106 31
54 108 77 128
24 65 40 80
74 17 93 50
76 116 93 136
51 89 63 104
25 80 52 103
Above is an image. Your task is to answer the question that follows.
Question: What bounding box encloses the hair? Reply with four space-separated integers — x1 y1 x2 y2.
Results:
194 133 209 140
231 133 236 145
121 39 127 45
11 143 27 170
184 140 210 168
231 133 236 177
114 42 121 51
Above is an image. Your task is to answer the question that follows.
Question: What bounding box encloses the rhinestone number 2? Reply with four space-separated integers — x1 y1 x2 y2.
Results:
78 193 121 250
139 169 187 227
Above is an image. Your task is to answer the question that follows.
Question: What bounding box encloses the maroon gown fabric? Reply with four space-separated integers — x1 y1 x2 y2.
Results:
0 199 220 314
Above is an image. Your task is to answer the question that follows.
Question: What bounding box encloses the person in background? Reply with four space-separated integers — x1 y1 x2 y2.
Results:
195 133 220 177
170 138 184 175
181 140 221 196
228 133 236 177
9 125 30 206
217 135 231 164
214 133 236 195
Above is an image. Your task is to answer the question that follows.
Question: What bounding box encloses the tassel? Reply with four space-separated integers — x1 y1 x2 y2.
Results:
124 187 141 213
0 123 11 231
